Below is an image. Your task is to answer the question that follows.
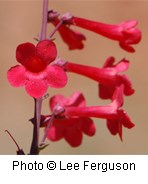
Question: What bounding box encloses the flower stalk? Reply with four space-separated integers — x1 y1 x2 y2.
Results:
30 0 49 155
30 98 42 155
40 114 55 146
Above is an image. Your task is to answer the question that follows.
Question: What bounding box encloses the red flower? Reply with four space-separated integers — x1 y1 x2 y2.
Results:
64 86 123 119
98 57 134 99
7 40 68 98
46 92 96 147
62 57 134 99
107 109 134 141
62 85 134 140
46 117 95 147
68 16 141 52
106 85 134 140
49 17 86 50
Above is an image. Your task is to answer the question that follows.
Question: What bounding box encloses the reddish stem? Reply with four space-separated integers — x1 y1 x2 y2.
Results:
40 0 48 40
30 0 48 155
30 98 42 155
40 114 55 146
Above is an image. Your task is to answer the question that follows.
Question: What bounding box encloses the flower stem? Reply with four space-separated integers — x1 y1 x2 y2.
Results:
40 0 48 40
40 114 55 146
30 0 48 155
49 19 63 38
30 98 42 155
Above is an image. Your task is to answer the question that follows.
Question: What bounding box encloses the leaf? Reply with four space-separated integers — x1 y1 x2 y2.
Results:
38 143 49 153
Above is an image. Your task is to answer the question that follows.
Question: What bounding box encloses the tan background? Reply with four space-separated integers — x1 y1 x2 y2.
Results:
0 0 147 154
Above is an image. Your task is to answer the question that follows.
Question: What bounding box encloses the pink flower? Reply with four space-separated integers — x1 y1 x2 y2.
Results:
62 57 134 99
7 40 68 98
48 11 86 50
68 16 141 52
46 92 96 147
62 85 135 141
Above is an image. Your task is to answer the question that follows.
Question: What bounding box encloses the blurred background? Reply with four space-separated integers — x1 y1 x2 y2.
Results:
0 0 147 154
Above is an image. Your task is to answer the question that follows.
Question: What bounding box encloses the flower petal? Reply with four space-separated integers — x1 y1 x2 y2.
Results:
58 25 86 50
50 95 68 111
64 127 82 147
118 110 135 129
107 119 119 136
119 41 135 52
102 56 115 68
98 84 114 99
120 20 137 29
107 109 135 141
16 42 35 65
25 78 48 98
103 57 129 72
36 40 57 64
46 65 68 88
98 75 134 99
81 117 96 136
66 92 86 107
115 58 129 72
118 75 135 96
47 125 63 141
50 92 86 113
7 65 26 87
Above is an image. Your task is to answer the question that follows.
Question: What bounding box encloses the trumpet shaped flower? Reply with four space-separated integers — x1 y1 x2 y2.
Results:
44 92 96 147
68 16 141 52
7 40 68 98
62 57 134 99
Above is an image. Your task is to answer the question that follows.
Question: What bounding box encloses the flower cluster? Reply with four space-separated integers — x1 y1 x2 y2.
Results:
7 6 141 152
